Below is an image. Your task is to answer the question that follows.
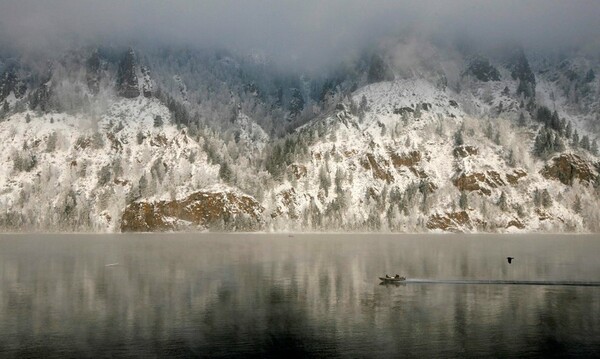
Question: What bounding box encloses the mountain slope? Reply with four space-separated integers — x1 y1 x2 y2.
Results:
0 44 599 233
0 97 220 231
267 78 599 232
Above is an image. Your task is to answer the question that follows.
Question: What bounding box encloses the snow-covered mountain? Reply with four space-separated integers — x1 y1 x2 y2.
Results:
268 79 599 232
0 43 598 232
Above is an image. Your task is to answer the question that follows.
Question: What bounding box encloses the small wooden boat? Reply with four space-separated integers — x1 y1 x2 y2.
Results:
379 276 406 283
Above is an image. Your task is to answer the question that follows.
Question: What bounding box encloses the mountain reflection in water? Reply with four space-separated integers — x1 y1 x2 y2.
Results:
1 234 599 357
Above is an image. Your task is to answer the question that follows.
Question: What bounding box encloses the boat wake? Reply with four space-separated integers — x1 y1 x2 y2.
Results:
404 279 600 287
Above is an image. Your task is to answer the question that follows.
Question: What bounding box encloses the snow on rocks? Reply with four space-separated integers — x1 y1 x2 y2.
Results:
0 97 219 231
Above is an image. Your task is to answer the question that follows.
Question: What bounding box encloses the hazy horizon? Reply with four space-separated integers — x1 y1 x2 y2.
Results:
1 0 599 69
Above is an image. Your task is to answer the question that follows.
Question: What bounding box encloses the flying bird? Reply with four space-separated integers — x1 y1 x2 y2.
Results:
507 257 514 264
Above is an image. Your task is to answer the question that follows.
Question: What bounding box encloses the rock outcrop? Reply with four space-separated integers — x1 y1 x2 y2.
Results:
453 171 505 195
121 189 264 232
453 145 478 158
426 211 472 232
506 169 527 185
361 153 393 183
390 150 421 168
540 153 597 185
288 163 307 179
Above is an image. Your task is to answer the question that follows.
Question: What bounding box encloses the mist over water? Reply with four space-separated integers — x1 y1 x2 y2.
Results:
1 234 599 357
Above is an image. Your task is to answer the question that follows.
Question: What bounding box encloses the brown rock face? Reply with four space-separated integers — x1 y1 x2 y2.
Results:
121 190 264 232
389 150 431 179
486 171 505 187
506 169 527 185
426 211 471 232
507 219 525 229
273 187 301 219
361 153 393 183
453 171 505 195
453 145 478 158
454 173 485 192
288 163 307 179
540 154 597 185
390 150 421 168
150 134 169 147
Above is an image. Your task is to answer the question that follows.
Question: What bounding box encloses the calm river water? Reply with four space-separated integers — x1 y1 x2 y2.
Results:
1 234 599 357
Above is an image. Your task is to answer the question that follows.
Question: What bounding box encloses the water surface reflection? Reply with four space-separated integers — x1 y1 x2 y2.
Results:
1 234 599 357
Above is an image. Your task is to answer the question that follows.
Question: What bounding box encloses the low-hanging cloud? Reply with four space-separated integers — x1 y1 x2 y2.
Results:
1 0 599 68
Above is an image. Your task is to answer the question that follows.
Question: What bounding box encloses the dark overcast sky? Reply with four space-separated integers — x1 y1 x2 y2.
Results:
1 0 599 66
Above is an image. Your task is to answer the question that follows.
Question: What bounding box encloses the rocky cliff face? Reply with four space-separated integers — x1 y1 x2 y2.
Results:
541 154 598 186
121 188 264 232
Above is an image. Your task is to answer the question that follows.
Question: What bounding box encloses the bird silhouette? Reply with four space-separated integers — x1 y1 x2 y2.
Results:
507 257 514 264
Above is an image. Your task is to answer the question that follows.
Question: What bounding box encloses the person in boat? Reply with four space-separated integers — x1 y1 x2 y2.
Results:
395 274 400 279
385 274 391 278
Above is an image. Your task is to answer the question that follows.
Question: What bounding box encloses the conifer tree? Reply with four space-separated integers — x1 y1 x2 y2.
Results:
154 115 163 127
573 195 582 214
551 110 560 132
367 54 394 84
585 69 595 83
359 95 368 111
565 121 572 139
459 191 468 210
581 135 590 151
533 189 542 207
533 127 560 158
497 191 508 211
454 128 464 146
507 149 516 167
541 189 552 208
219 161 233 183
553 134 565 152
485 122 494 139
335 167 345 194
116 48 140 98
319 165 331 197
518 112 526 127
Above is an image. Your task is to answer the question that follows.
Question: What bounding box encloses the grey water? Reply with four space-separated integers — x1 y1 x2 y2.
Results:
1 234 599 358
